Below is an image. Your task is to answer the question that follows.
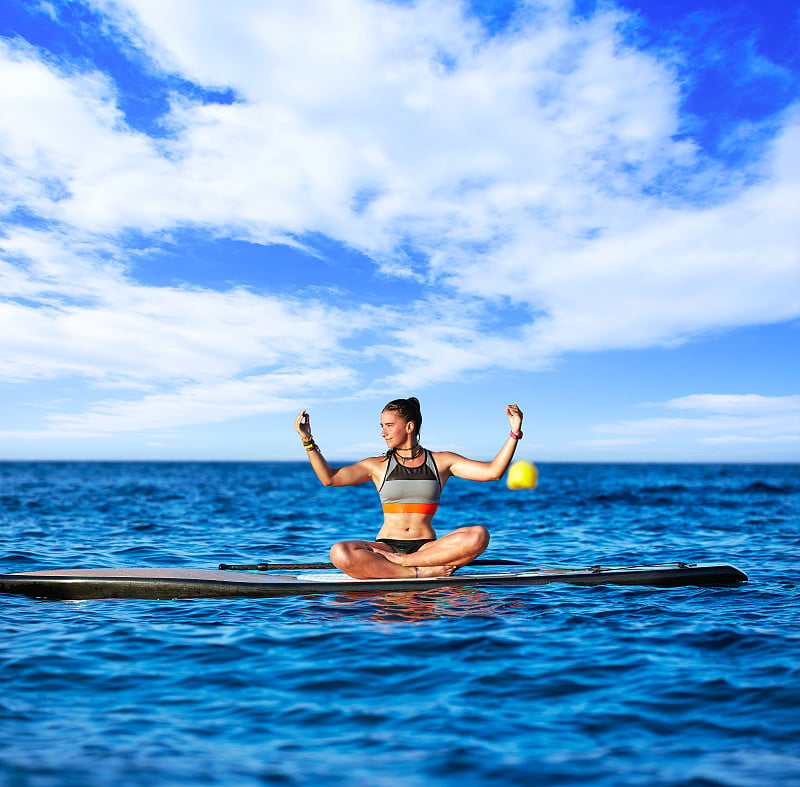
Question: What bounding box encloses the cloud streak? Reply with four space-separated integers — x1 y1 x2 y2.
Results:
584 394 800 451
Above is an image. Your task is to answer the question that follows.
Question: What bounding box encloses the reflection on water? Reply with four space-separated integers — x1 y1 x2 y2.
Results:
329 585 531 622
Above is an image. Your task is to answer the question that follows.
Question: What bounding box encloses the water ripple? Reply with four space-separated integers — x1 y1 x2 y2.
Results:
1 462 798 786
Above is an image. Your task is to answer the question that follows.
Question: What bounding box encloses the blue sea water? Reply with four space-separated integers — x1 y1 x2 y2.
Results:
1 461 799 787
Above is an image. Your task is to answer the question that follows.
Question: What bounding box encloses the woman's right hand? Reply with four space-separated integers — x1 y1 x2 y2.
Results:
295 410 312 440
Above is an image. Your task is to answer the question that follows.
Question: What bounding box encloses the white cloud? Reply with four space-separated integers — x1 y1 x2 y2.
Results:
0 38 168 229
0 368 352 438
699 434 798 446
445 114 800 358
663 394 800 415
574 438 651 448
1 1 798 440
1 240 369 381
587 393 800 450
78 1 798 359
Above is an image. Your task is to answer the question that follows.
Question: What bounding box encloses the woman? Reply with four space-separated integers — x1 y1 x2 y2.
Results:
295 397 524 580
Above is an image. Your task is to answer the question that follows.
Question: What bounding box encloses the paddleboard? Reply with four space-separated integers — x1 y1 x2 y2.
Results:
0 562 746 600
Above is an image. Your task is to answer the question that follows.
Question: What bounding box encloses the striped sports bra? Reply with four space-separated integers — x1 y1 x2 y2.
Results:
378 449 442 516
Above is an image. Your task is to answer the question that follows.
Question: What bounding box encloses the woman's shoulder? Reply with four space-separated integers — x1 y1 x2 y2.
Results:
356 453 390 475
430 449 464 460
330 454 388 487
352 454 388 467
429 450 465 471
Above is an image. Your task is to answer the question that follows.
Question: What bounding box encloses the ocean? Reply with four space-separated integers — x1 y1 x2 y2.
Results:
1 461 798 787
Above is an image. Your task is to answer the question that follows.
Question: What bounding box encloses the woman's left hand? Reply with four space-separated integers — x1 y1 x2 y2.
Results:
506 403 523 434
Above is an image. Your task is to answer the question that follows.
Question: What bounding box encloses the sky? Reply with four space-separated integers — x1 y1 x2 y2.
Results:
0 0 798 463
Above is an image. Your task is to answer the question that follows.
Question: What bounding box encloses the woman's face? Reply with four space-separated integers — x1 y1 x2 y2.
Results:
380 410 415 449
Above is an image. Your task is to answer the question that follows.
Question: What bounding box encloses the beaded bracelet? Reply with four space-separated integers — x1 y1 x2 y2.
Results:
510 430 523 440
305 442 318 452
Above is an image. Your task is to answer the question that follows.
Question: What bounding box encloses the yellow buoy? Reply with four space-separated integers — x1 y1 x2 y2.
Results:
507 460 538 490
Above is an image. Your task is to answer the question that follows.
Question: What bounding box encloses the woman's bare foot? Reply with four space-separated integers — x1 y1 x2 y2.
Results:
414 564 457 578
380 551 459 577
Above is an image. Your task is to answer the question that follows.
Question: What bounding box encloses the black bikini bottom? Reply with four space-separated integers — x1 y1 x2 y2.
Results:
376 538 435 554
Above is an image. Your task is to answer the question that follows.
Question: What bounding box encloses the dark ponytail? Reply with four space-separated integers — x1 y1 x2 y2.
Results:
382 397 422 440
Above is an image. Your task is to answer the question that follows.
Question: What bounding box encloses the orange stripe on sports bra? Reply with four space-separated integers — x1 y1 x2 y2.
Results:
381 503 439 515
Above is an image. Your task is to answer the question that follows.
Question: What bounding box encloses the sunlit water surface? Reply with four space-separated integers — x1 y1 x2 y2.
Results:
1 462 798 786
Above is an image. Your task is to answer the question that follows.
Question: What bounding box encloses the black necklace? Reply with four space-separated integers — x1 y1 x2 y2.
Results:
395 444 423 463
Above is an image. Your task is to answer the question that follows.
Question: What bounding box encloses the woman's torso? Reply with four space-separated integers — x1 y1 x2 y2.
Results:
375 449 442 540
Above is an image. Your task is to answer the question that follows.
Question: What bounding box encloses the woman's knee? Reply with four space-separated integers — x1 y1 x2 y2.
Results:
329 541 352 568
462 525 490 552
330 540 368 569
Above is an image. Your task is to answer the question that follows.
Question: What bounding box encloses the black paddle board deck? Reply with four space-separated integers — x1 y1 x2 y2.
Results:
0 562 747 600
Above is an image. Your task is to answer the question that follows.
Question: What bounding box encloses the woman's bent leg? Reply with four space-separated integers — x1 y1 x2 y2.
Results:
330 540 457 580
380 526 489 569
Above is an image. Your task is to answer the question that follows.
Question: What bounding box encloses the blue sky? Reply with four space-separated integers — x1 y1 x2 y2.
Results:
0 0 797 463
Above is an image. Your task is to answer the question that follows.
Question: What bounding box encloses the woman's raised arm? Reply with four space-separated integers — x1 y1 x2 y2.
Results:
438 404 524 482
294 410 376 487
